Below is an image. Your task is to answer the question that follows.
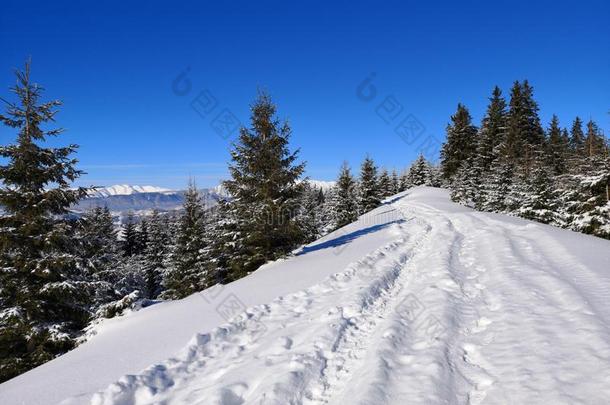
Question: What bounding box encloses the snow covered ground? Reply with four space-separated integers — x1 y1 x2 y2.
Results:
2 187 610 405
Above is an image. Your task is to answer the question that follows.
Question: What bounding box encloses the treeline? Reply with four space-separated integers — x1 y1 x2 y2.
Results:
0 64 439 382
440 81 610 238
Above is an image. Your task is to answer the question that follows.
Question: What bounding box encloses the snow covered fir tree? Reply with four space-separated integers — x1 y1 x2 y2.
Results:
0 62 89 382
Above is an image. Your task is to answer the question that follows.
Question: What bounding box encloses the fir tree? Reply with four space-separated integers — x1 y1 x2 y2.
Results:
142 210 168 299
121 212 139 257
505 80 545 165
358 156 381 212
584 119 606 158
0 61 88 382
474 86 507 174
440 103 478 180
546 115 568 175
390 169 400 194
163 181 209 299
569 117 585 156
406 154 432 186
222 91 306 279
332 162 359 228
378 168 393 198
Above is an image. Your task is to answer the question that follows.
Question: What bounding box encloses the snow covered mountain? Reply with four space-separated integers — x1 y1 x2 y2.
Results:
72 185 223 215
3 187 610 405
87 185 174 198
72 180 334 216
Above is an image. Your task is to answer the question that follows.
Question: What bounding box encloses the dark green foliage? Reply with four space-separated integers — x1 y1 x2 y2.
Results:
474 86 507 174
546 115 568 175
0 61 88 382
142 210 169 299
121 212 139 257
440 103 478 180
358 156 381 212
378 169 393 198
222 91 306 279
505 80 545 164
163 182 209 299
332 162 359 229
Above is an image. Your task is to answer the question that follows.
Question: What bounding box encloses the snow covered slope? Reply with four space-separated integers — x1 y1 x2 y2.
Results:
2 187 610 405
87 185 174 198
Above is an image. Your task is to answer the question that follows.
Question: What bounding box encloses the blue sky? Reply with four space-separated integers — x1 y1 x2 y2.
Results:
1 0 609 189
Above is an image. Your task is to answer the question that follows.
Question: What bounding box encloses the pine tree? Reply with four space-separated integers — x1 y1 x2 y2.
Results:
0 61 89 382
505 80 545 166
584 119 606 158
474 86 507 174
222 91 306 279
142 210 168 299
569 117 585 156
79 206 120 309
121 212 139 257
480 155 514 212
406 154 432 186
332 162 359 229
390 169 400 194
163 181 209 299
358 156 381 212
297 184 325 242
516 154 560 225
378 168 393 198
546 115 568 175
440 103 478 180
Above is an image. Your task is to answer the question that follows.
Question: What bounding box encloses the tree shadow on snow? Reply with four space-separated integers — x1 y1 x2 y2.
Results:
296 219 406 256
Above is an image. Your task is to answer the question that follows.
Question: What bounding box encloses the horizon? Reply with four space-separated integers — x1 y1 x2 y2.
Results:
1 0 609 189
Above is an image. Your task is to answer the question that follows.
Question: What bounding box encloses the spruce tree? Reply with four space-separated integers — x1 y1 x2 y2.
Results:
505 80 545 166
163 181 209 299
569 117 585 156
121 212 139 257
222 91 306 279
406 154 432 186
0 61 88 382
546 115 568 175
440 103 478 180
142 210 168 299
390 169 400 194
332 162 359 228
584 119 606 158
378 168 393 198
358 156 381 212
474 86 507 174
79 206 120 309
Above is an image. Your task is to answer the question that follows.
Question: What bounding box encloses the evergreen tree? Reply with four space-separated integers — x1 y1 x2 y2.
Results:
406 154 433 186
142 210 168 299
474 86 507 175
0 61 88 382
546 115 568 175
516 155 560 225
584 119 606 158
358 156 381 212
505 80 545 165
332 162 359 229
163 181 209 299
121 212 139 257
79 206 120 309
390 169 400 194
569 117 585 156
222 91 306 279
440 103 478 180
479 155 514 212
297 184 325 242
378 168 393 198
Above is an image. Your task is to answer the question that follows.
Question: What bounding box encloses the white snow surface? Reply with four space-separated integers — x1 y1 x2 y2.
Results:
88 185 174 198
2 187 610 405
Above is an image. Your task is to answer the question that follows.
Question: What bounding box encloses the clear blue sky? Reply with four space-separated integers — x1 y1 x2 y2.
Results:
1 0 609 189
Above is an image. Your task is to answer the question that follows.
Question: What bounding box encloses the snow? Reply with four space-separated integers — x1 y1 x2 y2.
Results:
2 187 610 405
88 185 174 198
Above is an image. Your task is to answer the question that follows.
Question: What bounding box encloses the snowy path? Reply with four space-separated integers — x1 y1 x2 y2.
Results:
87 188 610 405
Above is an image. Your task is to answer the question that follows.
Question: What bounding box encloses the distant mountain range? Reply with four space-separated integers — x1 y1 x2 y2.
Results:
71 180 334 217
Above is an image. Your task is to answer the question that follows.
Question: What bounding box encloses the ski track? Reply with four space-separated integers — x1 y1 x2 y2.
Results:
89 193 610 405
